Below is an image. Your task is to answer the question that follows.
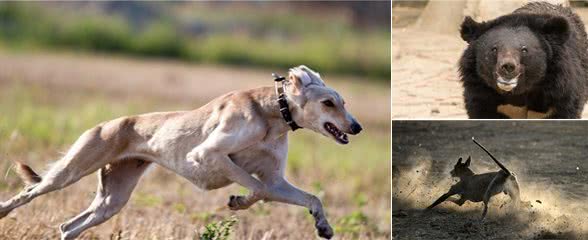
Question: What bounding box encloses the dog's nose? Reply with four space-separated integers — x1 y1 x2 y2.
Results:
350 122 362 135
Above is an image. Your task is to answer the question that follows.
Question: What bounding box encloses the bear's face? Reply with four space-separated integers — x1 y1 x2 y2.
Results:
474 26 547 94
460 15 570 95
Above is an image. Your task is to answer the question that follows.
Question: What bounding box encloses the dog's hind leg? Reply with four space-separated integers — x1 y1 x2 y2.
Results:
0 162 92 220
481 175 505 221
60 159 151 240
0 127 119 219
505 177 521 209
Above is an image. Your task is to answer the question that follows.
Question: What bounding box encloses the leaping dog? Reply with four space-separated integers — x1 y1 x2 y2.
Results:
0 65 362 239
427 138 521 220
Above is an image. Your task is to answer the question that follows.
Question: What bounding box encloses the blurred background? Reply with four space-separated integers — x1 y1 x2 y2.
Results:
0 2 390 240
0 1 390 79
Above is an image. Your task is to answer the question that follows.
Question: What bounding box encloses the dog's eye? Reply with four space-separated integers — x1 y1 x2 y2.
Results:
322 100 335 107
491 47 497 53
521 46 528 53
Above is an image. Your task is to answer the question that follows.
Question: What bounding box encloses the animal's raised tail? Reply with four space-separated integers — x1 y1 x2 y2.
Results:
472 137 511 175
13 161 42 186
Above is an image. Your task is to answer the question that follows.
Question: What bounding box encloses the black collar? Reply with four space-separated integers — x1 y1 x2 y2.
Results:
273 73 302 131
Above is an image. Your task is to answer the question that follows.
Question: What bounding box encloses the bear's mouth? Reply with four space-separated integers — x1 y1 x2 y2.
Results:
324 122 348 144
496 75 519 92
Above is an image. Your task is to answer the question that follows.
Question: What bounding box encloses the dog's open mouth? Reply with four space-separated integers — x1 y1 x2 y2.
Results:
324 122 348 144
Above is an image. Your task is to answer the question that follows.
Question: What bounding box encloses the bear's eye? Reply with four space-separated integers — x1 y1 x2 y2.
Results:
521 46 528 53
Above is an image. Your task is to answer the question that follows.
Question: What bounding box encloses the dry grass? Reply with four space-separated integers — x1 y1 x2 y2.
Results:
0 56 390 240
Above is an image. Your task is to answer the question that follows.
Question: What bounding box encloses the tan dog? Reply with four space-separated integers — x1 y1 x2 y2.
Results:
0 65 362 239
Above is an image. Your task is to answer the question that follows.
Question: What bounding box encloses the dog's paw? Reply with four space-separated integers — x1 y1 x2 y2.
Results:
0 204 10 219
0 210 10 219
316 223 334 239
227 195 249 210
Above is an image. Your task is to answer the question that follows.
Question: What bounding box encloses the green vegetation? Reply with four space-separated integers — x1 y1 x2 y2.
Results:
0 83 390 194
0 82 390 238
0 2 390 81
134 192 163 207
0 84 144 150
199 216 238 240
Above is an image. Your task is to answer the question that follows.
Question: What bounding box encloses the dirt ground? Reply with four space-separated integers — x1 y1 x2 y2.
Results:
392 121 588 239
392 6 588 119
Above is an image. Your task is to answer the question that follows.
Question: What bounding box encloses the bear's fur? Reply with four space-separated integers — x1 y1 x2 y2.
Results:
459 2 588 119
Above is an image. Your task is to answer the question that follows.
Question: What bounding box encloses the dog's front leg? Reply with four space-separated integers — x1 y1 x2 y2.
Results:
188 146 267 210
427 189 458 210
221 157 267 210
449 197 466 206
262 177 334 239
186 120 269 210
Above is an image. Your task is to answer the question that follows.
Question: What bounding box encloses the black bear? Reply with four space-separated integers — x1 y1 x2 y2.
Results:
459 2 588 119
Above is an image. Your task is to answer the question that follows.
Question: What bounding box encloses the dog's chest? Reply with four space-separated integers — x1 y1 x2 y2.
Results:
231 138 288 176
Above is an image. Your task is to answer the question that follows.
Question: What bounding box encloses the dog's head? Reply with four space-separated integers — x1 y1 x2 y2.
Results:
285 65 362 144
450 156 475 178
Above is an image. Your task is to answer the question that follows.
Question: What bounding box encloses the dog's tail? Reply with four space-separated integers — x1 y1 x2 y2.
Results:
472 138 511 175
13 161 42 186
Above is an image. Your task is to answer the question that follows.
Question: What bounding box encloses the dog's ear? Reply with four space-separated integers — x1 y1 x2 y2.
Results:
465 156 471 167
285 73 309 107
288 71 310 96
287 65 325 98
456 157 463 165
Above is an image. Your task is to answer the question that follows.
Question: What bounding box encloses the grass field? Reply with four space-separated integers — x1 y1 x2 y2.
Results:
0 70 390 239
0 2 390 81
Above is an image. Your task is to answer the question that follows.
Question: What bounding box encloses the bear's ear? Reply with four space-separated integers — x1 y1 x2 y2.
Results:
460 16 485 43
540 16 570 45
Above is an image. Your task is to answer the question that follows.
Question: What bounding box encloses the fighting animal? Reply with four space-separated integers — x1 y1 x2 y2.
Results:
427 139 521 220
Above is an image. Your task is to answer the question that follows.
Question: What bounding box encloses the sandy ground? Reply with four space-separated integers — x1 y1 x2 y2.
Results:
392 28 467 119
392 7 588 119
0 51 390 126
392 121 588 239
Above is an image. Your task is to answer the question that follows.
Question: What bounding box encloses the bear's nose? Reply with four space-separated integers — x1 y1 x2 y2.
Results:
500 62 516 74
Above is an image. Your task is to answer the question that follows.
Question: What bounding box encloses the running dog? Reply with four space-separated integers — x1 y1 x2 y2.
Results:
0 65 362 239
427 139 521 220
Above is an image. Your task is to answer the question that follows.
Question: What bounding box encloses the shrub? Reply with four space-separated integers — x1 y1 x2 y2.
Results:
198 216 238 240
